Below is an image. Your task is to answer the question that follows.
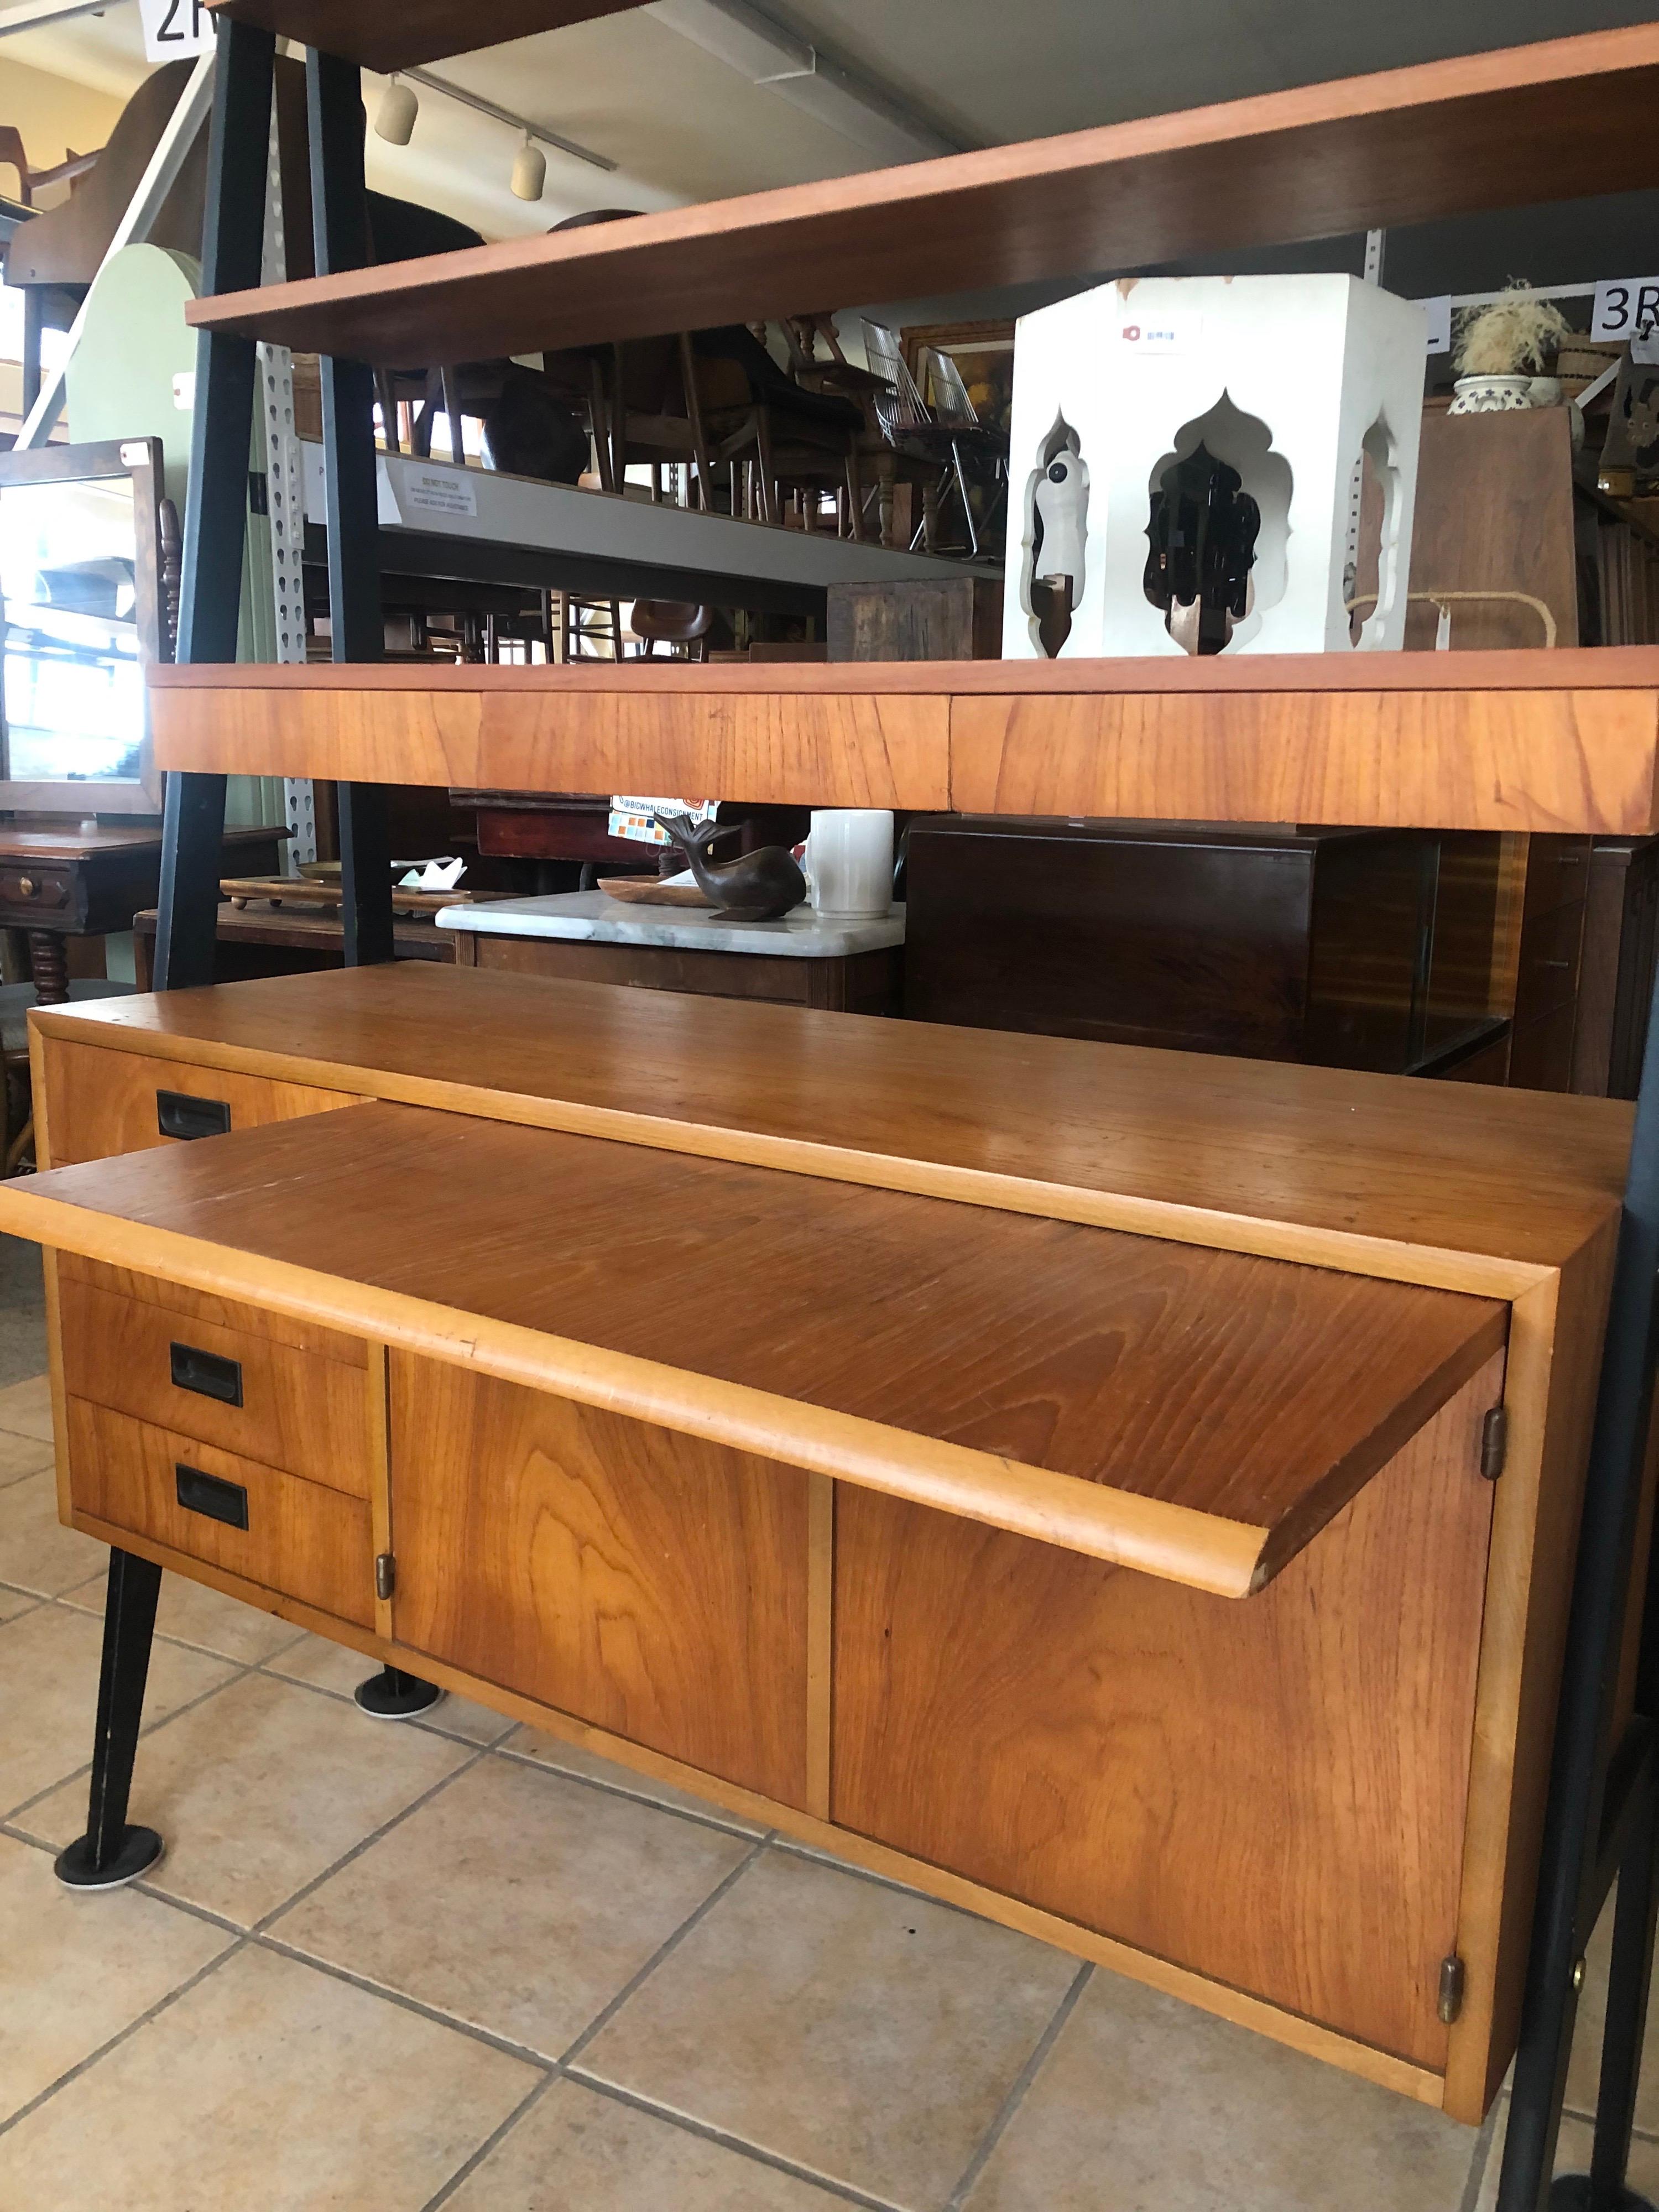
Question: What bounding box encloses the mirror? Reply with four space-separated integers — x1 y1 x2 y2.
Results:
0 439 166 811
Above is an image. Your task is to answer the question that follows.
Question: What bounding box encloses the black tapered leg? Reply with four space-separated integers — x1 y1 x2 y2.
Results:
54 1549 165 1891
354 1668 442 1721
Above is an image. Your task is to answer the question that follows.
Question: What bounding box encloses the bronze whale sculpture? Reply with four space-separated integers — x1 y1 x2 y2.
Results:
655 813 806 922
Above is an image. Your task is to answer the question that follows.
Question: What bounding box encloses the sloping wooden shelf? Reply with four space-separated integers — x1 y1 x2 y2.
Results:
211 0 637 71
148 647 1659 831
183 27 1659 363
0 1095 1506 1597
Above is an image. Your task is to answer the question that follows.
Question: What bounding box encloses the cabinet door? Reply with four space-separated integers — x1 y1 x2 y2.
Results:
389 1357 812 1809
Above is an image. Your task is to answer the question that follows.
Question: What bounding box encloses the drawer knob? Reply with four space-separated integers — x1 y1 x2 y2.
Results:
157 1090 233 1141
16 876 35 899
175 1463 248 1531
170 1341 244 1407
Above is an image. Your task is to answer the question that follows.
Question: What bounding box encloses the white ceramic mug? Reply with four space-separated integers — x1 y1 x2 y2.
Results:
806 809 894 917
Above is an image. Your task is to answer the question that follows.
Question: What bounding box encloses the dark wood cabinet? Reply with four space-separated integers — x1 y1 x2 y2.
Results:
1572 837 1659 1099
903 817 1503 1076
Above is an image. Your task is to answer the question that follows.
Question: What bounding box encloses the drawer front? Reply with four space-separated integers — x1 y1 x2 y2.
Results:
67 1398 373 1627
0 864 74 916
39 1037 362 1167
59 1268 371 1497
1512 898 1585 1031
1522 836 1592 920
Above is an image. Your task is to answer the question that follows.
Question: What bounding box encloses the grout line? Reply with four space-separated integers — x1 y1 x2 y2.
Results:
943 1960 1092 2212
253 1929 557 2070
566 2074 912 2212
0 1934 252 2143
558 1833 771 2070
1457 2090 1505 2212
418 2073 559 2212
488 1735 771 1844
253 1745 488 1936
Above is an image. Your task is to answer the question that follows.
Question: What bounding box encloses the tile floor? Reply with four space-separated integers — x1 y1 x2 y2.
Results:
1 1356 1656 2209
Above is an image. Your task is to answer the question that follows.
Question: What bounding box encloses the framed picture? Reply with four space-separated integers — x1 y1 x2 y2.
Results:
901 320 1016 439
0 436 169 813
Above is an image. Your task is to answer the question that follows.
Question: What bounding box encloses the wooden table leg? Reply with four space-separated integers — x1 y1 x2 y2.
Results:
27 930 69 1006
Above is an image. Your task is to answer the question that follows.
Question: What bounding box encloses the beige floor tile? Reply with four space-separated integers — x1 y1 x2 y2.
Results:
1475 2099 1659 2208
500 1725 768 1835
264 1631 514 1744
0 1470 106 1596
447 2079 849 2210
273 1754 751 2058
0 1605 234 1818
963 1973 1479 2212
0 1582 39 1623
0 1374 55 1443
0 1940 538 2212
580 1846 1078 2210
0 1428 54 1488
22 1671 472 1928
0 1832 233 2123
61 1572 310 1666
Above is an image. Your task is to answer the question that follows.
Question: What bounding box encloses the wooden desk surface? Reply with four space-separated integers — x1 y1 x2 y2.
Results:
1 1099 1506 1595
31 964 1630 1292
0 826 279 862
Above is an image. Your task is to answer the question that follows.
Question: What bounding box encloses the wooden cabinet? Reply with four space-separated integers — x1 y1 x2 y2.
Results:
904 817 1503 1074
6 966 1636 2123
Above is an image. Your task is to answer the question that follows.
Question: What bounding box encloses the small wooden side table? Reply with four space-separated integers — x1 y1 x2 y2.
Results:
437 891 904 1014
0 826 286 1002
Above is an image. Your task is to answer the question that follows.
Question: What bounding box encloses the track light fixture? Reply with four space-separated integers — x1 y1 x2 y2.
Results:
374 74 419 147
510 131 548 202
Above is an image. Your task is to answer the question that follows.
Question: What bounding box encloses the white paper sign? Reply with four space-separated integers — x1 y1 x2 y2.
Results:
1593 276 1659 342
401 467 478 519
1419 295 1452 354
1118 311 1203 357
139 0 214 65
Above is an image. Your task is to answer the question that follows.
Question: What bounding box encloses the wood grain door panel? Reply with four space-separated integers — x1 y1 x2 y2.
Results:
389 1357 812 1808
831 1356 1502 2070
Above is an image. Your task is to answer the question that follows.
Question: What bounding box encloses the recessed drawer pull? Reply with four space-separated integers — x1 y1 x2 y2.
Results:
169 1340 244 1407
175 1463 249 1531
156 1089 233 1141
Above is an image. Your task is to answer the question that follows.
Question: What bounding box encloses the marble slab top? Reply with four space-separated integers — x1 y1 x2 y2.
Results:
435 890 906 959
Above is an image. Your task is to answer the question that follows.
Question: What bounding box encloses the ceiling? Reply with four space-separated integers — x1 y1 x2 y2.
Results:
5 0 1656 296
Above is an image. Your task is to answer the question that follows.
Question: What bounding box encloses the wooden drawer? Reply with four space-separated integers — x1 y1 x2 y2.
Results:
1510 1001 1580 1092
0 864 73 916
1523 836 1593 919
1513 897 1586 1030
39 1037 362 1167
66 1397 373 1627
58 1259 371 1496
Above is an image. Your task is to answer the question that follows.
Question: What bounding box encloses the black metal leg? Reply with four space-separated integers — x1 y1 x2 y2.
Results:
354 1667 443 1721
1583 1767 1659 2209
1500 969 1659 2209
54 1548 165 1891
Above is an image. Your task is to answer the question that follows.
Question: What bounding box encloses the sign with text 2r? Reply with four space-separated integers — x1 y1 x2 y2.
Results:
139 0 215 65
1593 277 1659 342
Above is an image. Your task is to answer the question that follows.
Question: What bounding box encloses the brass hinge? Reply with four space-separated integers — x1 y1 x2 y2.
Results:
1480 1406 1509 1481
1438 1953 1466 2025
374 1553 395 1603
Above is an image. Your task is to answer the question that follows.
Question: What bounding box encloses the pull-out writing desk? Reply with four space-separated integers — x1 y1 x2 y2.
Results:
3 964 1634 2125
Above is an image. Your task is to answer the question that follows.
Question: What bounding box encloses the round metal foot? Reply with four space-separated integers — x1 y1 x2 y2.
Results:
353 1667 444 1721
1551 2178 1659 2210
53 1825 164 1892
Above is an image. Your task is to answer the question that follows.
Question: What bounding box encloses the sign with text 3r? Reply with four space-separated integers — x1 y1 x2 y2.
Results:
1593 278 1659 342
139 0 214 65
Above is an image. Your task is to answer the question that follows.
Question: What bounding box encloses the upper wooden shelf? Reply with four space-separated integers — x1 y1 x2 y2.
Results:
211 0 637 71
148 647 1659 833
0 1096 1506 1596
183 27 1659 364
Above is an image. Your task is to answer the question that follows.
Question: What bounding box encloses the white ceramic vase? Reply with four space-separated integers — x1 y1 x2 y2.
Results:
1448 374 1536 415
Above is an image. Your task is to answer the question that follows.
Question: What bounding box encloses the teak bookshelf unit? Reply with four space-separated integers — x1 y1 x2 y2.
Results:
12 17 1659 2212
